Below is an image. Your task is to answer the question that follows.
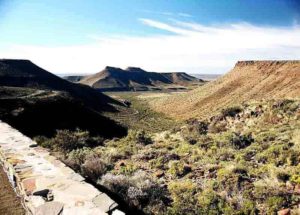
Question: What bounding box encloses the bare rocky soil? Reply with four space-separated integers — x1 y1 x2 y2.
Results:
0 165 25 215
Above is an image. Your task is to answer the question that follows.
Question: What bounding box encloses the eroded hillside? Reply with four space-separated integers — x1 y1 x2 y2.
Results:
150 61 300 120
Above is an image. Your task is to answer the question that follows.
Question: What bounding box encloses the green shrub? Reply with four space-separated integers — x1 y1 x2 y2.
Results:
290 174 300 184
100 173 130 197
106 134 140 159
221 106 242 118
266 196 286 214
168 161 191 177
217 148 235 161
65 147 92 171
180 121 203 144
198 189 226 214
276 171 290 182
34 136 52 149
287 150 300 166
185 119 209 135
240 200 257 215
208 121 227 133
118 161 138 176
100 171 168 214
128 130 153 145
81 154 108 180
197 135 214 150
272 100 299 113
40 129 104 152
168 180 201 215
230 132 254 149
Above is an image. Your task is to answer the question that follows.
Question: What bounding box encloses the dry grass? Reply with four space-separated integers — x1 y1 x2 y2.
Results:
150 61 300 120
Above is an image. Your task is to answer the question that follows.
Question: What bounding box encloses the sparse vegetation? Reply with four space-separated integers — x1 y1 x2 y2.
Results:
104 92 179 133
150 61 300 120
34 99 300 214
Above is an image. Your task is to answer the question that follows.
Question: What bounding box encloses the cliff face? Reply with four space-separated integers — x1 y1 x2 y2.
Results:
235 60 300 67
150 60 300 120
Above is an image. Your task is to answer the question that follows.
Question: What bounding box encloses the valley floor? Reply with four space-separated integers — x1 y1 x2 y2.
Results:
104 91 182 133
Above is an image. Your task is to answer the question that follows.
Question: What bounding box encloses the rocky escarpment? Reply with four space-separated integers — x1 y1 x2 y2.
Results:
150 60 300 120
235 60 300 67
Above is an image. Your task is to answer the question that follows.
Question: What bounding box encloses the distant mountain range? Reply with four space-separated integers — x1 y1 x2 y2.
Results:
192 73 221 81
64 66 203 91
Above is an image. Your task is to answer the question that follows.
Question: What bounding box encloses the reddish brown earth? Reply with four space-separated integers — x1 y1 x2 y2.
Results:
0 165 25 215
150 60 300 120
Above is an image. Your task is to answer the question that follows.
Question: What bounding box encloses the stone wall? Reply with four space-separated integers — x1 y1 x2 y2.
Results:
0 121 124 215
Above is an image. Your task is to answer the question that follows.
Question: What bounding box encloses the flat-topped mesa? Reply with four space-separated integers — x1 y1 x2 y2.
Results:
0 59 32 63
104 66 122 71
79 66 201 91
125 67 146 72
164 72 186 75
235 60 300 67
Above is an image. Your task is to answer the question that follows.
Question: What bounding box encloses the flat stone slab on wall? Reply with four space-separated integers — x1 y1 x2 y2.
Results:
0 121 123 215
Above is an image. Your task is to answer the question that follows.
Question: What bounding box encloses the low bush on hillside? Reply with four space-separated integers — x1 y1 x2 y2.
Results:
34 129 104 152
167 180 201 214
230 132 254 149
221 106 242 118
100 171 169 214
133 130 153 145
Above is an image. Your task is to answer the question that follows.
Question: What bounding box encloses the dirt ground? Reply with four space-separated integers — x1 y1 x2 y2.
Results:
0 165 25 215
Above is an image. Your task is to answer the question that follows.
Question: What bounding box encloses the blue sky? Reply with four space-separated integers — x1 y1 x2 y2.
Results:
0 0 300 74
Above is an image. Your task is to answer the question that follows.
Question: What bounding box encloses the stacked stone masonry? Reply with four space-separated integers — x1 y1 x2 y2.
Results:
0 121 124 215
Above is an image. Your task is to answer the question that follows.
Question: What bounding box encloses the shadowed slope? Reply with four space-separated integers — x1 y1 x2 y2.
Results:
0 59 122 111
63 75 85 82
0 90 127 138
0 59 127 138
150 60 300 120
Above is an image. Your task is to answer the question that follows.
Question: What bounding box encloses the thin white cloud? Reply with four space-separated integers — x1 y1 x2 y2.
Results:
139 18 193 35
140 10 174 16
178 13 193 18
140 10 192 18
0 19 300 74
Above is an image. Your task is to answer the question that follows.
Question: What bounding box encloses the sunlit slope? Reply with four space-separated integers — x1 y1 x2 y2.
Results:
150 61 300 120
